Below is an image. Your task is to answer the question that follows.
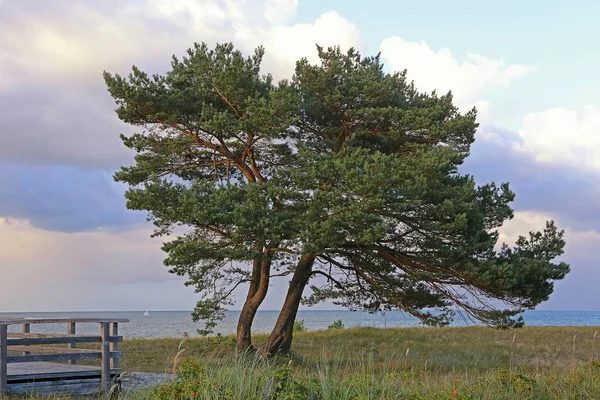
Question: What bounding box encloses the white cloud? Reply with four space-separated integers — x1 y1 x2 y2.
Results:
257 11 363 80
2 0 535 167
0 0 356 87
472 100 493 126
264 0 298 25
0 0 362 167
497 211 600 256
513 106 600 173
495 211 600 311
379 37 534 119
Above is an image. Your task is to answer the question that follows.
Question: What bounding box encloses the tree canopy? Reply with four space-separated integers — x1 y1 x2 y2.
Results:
104 42 569 355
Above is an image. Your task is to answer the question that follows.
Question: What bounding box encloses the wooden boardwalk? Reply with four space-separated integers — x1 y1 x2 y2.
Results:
0 317 128 396
6 362 119 395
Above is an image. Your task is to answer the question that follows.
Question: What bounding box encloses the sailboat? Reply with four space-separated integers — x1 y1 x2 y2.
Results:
143 310 149 316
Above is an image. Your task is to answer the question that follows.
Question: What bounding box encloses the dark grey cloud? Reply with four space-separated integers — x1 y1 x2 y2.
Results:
462 127 600 232
0 163 144 231
0 85 135 169
459 126 600 310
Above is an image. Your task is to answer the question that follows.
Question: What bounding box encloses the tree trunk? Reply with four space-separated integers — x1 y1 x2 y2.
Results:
236 249 273 352
259 255 315 358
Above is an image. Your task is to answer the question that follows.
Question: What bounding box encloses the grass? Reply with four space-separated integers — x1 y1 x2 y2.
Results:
4 326 600 399
118 326 600 373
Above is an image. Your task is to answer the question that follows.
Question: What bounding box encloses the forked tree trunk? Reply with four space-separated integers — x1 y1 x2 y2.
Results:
236 250 273 352
258 255 315 358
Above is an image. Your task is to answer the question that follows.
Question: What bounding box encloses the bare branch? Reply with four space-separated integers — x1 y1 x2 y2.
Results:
310 270 345 290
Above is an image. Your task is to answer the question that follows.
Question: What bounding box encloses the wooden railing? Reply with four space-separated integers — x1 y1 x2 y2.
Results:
0 317 129 394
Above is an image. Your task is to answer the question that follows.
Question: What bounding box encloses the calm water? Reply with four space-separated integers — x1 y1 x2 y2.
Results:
1 310 599 339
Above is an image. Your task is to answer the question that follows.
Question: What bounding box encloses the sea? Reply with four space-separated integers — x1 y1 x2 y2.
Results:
1 310 600 339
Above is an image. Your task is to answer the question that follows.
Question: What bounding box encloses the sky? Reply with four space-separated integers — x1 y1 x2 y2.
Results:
1 0 599 312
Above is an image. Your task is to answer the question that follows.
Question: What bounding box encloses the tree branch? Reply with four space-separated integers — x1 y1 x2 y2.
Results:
213 84 242 118
310 270 345 290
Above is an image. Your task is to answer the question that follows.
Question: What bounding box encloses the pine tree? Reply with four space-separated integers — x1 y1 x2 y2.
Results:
104 43 569 356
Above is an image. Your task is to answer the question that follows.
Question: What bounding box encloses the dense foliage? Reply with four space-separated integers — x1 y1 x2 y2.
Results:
104 42 569 352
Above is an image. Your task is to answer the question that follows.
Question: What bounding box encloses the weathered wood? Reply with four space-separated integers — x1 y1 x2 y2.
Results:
21 324 30 356
7 361 119 381
0 318 129 325
7 334 122 346
110 322 119 369
8 332 100 338
7 378 103 396
7 351 122 363
9 346 101 354
1 318 127 396
1 324 7 396
68 322 76 365
9 370 120 382
100 322 111 393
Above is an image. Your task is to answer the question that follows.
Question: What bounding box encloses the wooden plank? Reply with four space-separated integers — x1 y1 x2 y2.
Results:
8 335 122 346
8 333 96 338
8 353 100 363
7 362 120 382
110 322 119 369
1 324 7 395
21 324 30 356
100 322 110 393
8 361 101 376
8 332 122 339
8 332 100 338
7 352 122 363
0 319 128 396
68 322 76 365
8 369 120 382
8 346 101 355
0 318 129 325
7 378 103 396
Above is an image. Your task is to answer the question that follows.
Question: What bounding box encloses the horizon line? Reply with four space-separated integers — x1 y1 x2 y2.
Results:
2 309 599 313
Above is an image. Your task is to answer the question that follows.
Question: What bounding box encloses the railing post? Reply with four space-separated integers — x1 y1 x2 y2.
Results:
68 322 76 364
100 322 110 393
22 323 30 356
0 324 8 396
110 322 119 369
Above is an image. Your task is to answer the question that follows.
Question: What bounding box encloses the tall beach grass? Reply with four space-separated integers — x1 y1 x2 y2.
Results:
4 326 600 399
